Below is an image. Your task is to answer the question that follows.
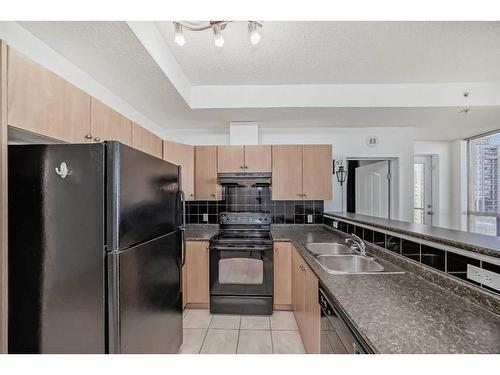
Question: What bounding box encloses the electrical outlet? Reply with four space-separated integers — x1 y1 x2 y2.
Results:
203 213 208 222
332 220 339 228
467 264 500 291
307 215 313 223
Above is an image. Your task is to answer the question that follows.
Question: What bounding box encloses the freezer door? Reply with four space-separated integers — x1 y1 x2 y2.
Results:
106 142 181 251
8 144 106 353
107 230 183 354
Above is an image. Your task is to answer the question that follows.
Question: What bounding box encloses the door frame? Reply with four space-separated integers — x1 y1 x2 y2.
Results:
414 154 440 227
345 156 399 220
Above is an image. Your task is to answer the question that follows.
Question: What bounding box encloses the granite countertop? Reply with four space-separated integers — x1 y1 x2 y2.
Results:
185 224 219 241
324 212 500 259
272 225 500 354
185 223 500 353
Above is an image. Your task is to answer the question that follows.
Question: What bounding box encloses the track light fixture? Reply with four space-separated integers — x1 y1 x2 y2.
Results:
172 21 262 47
174 23 186 46
212 23 224 48
248 21 261 45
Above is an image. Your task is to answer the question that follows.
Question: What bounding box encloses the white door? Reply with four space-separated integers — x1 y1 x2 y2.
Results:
355 161 390 219
414 156 433 225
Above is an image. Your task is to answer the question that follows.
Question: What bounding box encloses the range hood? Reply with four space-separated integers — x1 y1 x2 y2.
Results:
217 172 271 186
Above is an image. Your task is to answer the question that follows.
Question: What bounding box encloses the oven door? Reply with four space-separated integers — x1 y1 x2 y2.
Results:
209 244 273 315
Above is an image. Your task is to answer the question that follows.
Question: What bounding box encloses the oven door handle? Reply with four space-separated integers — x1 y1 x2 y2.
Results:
210 245 273 252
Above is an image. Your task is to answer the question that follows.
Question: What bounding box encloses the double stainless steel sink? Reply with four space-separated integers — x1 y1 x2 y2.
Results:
303 242 386 274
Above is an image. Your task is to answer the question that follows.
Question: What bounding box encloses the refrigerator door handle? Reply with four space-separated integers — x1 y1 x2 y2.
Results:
179 190 186 267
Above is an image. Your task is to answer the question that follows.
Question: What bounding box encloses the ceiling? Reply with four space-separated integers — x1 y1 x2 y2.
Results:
156 21 500 85
17 21 500 140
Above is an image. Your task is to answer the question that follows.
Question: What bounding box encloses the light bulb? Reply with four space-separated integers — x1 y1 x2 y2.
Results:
248 22 261 45
174 23 186 46
213 24 224 47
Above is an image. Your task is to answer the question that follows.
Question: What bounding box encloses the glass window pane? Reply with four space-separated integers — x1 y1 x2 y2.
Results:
468 131 500 236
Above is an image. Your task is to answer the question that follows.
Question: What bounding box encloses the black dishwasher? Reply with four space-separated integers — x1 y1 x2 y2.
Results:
319 286 373 354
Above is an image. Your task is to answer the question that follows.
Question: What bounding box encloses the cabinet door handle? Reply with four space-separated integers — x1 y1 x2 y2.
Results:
189 194 194 197
244 165 248 169
240 166 244 169
275 247 278 252
93 137 101 142
85 133 93 140
210 194 216 197
303 194 307 197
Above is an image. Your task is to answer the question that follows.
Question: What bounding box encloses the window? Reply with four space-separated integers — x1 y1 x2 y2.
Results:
468 131 500 236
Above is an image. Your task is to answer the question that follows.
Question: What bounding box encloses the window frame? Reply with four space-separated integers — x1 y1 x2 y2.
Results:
467 129 500 236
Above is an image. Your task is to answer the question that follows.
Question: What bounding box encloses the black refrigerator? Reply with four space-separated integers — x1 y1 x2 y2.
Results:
8 141 185 354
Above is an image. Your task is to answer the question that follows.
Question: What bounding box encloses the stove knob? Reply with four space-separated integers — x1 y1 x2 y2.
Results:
258 217 263 222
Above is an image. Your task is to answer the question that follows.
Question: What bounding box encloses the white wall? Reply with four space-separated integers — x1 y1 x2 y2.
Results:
166 126 415 222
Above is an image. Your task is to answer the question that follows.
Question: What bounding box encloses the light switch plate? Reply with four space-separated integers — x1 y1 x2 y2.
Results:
307 215 313 223
467 264 500 291
202 213 208 222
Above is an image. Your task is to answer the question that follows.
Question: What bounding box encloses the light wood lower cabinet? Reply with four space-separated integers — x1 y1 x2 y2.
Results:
195 146 221 200
291 245 320 354
274 241 292 309
7 47 91 143
163 140 195 200
131 122 162 158
90 97 132 146
184 241 209 306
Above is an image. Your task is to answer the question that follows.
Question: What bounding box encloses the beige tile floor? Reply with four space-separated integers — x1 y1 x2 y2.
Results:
179 309 305 354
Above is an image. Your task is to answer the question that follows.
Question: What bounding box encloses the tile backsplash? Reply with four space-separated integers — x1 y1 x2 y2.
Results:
186 186 324 224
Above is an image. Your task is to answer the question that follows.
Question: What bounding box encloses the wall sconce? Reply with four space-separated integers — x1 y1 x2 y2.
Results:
335 160 347 212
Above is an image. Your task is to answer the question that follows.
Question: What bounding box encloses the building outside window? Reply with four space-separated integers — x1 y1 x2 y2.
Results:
468 131 500 236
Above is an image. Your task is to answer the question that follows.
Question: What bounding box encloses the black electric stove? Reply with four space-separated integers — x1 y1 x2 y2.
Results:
209 212 274 315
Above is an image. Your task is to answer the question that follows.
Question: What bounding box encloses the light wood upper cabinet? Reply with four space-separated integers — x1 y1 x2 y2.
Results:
302 145 332 200
217 145 245 173
217 145 272 173
272 144 332 200
185 241 209 305
272 145 303 200
244 145 272 172
90 98 132 146
163 140 195 200
274 242 292 308
195 146 221 200
7 47 91 143
131 122 162 159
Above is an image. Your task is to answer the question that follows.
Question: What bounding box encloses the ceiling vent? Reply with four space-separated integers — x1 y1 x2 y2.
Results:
229 122 259 145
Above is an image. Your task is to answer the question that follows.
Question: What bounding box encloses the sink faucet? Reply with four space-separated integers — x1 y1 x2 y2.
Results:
345 234 366 256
